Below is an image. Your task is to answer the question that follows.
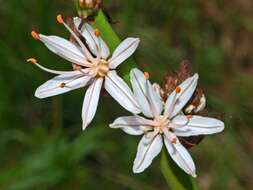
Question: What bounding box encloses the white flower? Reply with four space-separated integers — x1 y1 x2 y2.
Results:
110 68 224 177
29 15 141 130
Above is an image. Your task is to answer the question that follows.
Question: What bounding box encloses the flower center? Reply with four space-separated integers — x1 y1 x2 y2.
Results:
97 59 109 77
153 115 170 134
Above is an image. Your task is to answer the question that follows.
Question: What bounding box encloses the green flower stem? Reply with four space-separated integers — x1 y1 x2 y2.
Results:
74 0 137 82
161 149 198 190
93 11 137 83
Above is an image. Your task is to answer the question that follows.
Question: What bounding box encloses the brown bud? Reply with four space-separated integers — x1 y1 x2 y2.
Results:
162 60 206 114
78 0 102 9
162 60 206 148
178 136 205 149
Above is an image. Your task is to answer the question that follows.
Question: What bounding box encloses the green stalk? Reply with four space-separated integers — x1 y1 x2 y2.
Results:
75 0 137 82
75 3 199 189
93 11 137 82
161 149 198 190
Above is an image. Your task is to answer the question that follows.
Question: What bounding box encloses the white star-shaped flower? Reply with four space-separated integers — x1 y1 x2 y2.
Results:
28 15 141 130
110 68 224 177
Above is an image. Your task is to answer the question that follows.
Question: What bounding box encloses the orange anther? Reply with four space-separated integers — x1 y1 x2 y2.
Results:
187 115 193 119
56 14 64 24
73 64 81 70
171 138 177 144
31 31 40 40
26 58 38 64
59 83 66 88
94 29 100 37
144 72 150 79
175 86 181 94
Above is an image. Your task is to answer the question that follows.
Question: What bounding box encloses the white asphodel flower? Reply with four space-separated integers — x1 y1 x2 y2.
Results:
110 68 224 177
28 15 141 130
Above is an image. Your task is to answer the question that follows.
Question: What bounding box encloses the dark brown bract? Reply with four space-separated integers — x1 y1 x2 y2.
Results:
162 60 206 149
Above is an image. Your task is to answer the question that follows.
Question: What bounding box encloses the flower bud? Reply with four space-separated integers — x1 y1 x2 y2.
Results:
75 0 102 20
162 60 206 149
78 0 101 9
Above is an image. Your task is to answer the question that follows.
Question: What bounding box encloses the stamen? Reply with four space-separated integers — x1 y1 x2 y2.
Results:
187 115 193 120
73 64 82 71
171 137 177 144
59 83 66 88
165 86 182 118
176 86 181 94
82 24 100 58
27 58 86 75
144 72 150 79
163 129 178 144
97 30 102 59
26 58 38 64
31 31 40 40
56 14 64 24
94 29 100 37
58 15 95 61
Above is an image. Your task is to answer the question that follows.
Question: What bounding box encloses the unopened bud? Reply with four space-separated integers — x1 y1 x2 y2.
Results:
79 0 96 9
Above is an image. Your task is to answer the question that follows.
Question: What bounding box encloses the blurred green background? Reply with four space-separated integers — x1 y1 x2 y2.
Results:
0 0 253 189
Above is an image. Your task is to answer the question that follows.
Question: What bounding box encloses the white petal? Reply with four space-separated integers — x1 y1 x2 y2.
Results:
165 74 199 118
146 80 163 116
109 116 155 135
164 133 196 177
130 68 153 117
82 78 103 130
152 83 163 99
133 132 163 173
172 115 225 137
73 18 110 59
109 38 140 69
35 72 92 99
39 34 88 66
105 71 141 114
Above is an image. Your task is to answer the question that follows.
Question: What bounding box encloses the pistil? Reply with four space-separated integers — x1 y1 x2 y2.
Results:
154 115 170 134
96 59 109 77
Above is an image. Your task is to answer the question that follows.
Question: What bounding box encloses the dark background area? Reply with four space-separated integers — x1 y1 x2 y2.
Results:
0 0 252 189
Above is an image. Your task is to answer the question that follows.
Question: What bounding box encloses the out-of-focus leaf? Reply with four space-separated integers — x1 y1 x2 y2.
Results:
0 128 106 190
